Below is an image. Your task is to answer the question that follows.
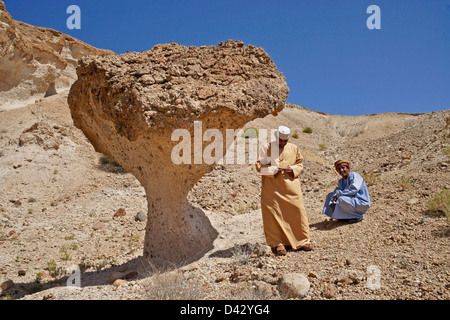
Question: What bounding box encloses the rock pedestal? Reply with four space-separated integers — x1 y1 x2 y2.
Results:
68 40 289 265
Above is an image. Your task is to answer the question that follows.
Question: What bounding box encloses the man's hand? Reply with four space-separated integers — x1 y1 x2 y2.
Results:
274 167 281 177
283 167 294 178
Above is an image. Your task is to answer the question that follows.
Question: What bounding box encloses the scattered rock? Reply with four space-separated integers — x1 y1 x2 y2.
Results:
278 273 310 299
1 279 14 291
113 279 128 287
336 270 365 285
113 208 126 218
92 221 106 231
181 262 199 272
406 198 419 206
43 293 54 300
134 211 147 222
6 230 16 237
322 283 337 299
215 274 228 283
254 244 272 257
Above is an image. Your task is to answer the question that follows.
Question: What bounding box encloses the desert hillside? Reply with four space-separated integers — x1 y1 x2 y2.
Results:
0 0 114 111
0 89 448 300
0 0 449 301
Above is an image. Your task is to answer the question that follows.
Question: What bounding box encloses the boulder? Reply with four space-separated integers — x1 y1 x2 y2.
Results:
68 40 289 266
278 273 310 299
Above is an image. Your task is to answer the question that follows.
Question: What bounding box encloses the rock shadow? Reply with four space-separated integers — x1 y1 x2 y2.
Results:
1 257 143 300
310 219 362 231
4 204 218 300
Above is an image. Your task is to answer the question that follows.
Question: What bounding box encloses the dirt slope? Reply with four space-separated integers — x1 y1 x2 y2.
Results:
0 91 448 300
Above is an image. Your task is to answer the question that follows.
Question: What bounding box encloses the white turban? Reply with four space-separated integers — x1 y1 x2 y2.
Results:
275 126 290 140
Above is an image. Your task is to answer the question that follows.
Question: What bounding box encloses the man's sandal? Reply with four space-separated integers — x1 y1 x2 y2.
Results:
276 245 287 256
300 243 313 251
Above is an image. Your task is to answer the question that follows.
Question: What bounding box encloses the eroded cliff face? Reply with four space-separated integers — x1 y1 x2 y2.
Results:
0 0 114 110
68 40 289 265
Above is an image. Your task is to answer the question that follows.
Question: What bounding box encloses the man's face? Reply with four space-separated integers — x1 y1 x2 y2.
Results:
336 165 350 179
278 138 288 148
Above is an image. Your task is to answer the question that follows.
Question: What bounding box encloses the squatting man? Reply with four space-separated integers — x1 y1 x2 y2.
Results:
322 160 371 223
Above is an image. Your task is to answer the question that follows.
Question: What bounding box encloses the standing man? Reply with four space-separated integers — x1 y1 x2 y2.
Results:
256 126 312 255
322 160 371 223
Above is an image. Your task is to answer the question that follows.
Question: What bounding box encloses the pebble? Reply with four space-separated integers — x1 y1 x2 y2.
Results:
406 198 419 206
6 230 16 237
336 270 364 285
113 279 128 287
1 279 14 291
114 208 126 218
134 211 147 222
92 221 106 230
181 262 199 272
322 283 337 299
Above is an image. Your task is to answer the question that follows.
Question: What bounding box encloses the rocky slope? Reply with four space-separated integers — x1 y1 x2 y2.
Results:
0 90 448 300
0 0 448 302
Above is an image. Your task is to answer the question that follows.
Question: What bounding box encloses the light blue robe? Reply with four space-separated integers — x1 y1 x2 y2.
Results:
322 172 371 220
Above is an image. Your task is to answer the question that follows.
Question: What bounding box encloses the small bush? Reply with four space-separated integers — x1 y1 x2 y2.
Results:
60 244 72 261
302 127 313 134
46 259 64 278
426 190 450 221
143 262 204 300
231 243 258 265
145 271 203 299
443 146 450 156
98 155 127 174
362 173 380 186
398 178 414 190
222 282 279 300
291 133 299 139
319 143 327 151
241 127 258 139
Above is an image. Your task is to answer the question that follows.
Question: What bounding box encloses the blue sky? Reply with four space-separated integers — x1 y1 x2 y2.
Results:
4 0 450 115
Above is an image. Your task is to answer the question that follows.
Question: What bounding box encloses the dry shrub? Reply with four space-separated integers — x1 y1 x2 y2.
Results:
142 262 204 300
221 282 279 300
362 173 380 186
98 155 127 174
426 190 450 222
398 178 415 190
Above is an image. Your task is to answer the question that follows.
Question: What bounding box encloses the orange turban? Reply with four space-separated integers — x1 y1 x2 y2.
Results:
334 160 350 170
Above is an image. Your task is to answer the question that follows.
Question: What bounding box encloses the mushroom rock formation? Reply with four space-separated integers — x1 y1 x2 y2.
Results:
68 40 289 265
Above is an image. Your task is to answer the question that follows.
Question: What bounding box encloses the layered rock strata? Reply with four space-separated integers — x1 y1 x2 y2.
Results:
68 40 289 265
0 0 114 110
